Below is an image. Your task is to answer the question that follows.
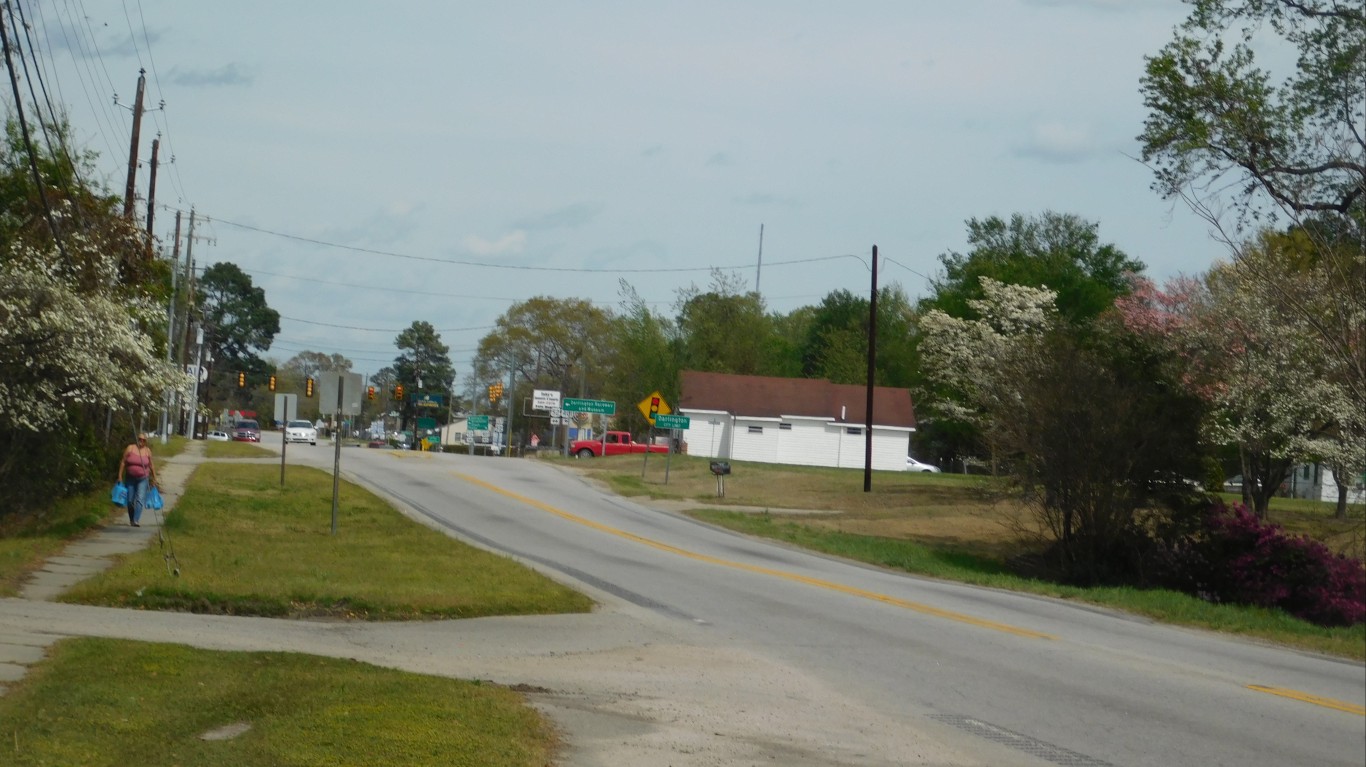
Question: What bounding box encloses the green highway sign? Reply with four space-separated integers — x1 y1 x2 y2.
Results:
562 397 616 415
654 413 690 430
467 414 490 430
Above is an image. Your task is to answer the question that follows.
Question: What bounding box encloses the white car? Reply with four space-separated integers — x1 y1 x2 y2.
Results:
284 419 318 445
905 456 941 473
206 430 230 442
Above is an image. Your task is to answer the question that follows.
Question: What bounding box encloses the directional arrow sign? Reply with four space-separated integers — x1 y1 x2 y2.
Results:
562 397 616 415
654 413 690 430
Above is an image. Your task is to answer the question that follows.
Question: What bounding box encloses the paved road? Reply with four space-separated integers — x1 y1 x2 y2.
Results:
3 436 1364 766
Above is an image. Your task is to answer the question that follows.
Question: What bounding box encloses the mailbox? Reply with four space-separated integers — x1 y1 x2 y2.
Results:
709 461 731 476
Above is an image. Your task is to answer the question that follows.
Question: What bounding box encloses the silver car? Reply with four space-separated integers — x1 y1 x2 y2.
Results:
284 419 318 445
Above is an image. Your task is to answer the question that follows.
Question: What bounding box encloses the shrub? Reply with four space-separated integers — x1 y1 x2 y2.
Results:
1171 500 1365 627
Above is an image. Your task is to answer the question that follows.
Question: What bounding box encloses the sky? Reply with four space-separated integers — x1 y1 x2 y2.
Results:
19 0 1232 383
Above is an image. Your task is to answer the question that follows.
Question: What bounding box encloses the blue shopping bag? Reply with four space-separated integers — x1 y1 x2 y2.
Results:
146 486 164 511
111 483 128 505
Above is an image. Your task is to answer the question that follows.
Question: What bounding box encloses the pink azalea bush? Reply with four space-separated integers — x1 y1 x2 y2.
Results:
1170 501 1365 627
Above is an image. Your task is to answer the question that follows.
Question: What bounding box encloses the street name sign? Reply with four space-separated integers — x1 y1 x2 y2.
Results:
562 397 616 415
654 413 690 430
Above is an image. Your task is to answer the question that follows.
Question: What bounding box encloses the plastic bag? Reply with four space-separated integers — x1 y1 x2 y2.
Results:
146 486 164 511
111 483 128 506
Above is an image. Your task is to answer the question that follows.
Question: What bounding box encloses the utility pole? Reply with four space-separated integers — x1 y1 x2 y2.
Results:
145 137 159 241
122 69 146 220
863 245 878 493
158 208 180 443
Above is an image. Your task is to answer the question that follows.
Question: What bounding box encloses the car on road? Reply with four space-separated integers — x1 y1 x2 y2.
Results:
284 419 318 445
206 430 230 442
232 420 262 442
905 455 941 473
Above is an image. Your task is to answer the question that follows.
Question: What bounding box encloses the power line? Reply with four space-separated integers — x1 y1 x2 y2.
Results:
278 314 495 334
165 205 861 275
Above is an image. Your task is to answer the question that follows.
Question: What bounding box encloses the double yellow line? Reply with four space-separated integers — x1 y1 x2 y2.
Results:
456 472 1054 640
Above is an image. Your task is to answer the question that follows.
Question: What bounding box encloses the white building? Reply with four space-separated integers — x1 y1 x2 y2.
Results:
678 371 918 473
1286 462 1366 505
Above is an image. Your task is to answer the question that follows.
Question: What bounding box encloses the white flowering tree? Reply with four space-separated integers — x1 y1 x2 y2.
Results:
0 238 187 434
922 278 1208 584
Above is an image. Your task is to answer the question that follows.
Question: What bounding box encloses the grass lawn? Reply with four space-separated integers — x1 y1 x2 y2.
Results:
204 440 275 459
546 452 1366 660
62 462 594 619
0 638 555 767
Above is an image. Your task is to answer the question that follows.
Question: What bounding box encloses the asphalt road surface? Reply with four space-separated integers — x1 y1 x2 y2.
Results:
262 436 1365 766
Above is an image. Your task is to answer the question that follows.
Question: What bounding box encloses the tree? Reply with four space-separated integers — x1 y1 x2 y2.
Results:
800 287 918 387
675 270 771 375
604 283 678 434
1139 1 1365 437
913 213 1144 465
1139 0 1364 224
919 212 1145 325
1115 235 1357 517
197 262 280 409
393 321 455 430
921 280 1207 584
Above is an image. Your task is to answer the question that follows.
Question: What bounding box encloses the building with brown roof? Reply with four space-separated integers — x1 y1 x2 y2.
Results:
678 371 917 471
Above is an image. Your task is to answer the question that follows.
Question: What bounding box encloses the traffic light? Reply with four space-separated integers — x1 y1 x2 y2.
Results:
305 377 315 398
649 396 661 419
395 384 405 401
367 386 376 400
488 382 503 403
237 371 246 388
268 375 277 392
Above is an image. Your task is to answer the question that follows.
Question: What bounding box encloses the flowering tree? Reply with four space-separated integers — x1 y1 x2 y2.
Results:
1116 232 1362 517
923 279 1207 583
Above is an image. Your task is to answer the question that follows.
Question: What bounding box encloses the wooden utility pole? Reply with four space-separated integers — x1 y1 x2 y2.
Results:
145 137 159 240
122 69 146 219
864 245 878 493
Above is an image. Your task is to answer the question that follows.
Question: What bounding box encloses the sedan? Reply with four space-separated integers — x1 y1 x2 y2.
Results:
905 456 941 473
284 419 318 445
206 430 230 442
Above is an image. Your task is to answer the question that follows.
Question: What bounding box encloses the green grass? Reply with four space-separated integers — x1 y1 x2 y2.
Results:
62 462 595 619
0 487 114 597
689 509 1365 660
205 440 276 459
0 637 555 767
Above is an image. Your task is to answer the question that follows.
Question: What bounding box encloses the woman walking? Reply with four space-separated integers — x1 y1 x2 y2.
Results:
117 433 158 527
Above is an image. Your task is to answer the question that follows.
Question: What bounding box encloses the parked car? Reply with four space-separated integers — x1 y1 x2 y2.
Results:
232 419 262 442
206 430 230 442
284 419 318 445
905 456 941 473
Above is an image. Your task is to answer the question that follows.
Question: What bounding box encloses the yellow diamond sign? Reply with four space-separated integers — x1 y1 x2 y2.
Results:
637 391 671 424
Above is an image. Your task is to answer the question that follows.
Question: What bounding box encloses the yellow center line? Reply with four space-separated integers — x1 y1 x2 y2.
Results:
455 472 1055 640
1246 685 1366 716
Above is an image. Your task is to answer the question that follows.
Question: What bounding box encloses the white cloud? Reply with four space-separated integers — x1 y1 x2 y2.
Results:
462 231 527 257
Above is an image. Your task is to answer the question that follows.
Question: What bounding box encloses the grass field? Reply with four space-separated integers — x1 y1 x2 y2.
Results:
62 462 594 619
546 452 1366 659
0 638 556 767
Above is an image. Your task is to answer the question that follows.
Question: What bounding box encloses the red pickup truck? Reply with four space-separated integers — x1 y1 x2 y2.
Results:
571 430 670 458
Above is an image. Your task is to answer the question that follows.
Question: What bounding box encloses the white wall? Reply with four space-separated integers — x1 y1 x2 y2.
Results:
679 409 912 472
680 410 731 458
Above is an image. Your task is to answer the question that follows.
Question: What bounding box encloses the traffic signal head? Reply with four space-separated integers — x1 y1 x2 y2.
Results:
268 375 277 392
367 386 376 400
649 396 660 416
305 377 315 398
395 384 405 400
237 371 246 388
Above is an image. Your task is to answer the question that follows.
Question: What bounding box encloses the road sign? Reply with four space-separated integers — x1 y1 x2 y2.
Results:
415 393 444 409
533 389 561 410
654 413 690 430
562 397 616 415
274 393 298 422
467 414 490 430
638 391 672 424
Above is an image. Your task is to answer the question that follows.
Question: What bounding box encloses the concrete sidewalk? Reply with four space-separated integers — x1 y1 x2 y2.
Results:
0 438 205 694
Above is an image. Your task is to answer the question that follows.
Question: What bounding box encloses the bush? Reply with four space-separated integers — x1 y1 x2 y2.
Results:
1170 500 1365 627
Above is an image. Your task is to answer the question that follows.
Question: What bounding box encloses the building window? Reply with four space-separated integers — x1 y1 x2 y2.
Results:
779 423 792 430
845 426 862 435
747 425 763 434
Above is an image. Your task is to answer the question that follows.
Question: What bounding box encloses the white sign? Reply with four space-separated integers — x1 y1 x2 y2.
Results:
532 389 561 411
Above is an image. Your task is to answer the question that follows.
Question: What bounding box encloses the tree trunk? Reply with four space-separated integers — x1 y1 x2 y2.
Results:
1335 483 1348 520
